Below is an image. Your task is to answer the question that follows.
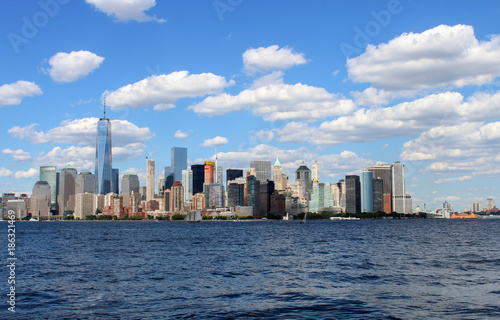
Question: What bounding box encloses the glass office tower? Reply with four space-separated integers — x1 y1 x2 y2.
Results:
95 116 112 195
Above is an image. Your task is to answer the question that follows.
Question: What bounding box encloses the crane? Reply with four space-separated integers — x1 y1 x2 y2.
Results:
146 151 155 159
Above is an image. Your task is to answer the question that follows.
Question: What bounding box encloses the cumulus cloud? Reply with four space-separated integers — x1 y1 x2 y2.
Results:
33 143 146 171
262 92 463 145
189 81 356 121
0 168 13 177
85 0 165 22
435 175 472 184
201 136 228 147
0 81 42 107
174 130 189 138
2 149 31 161
434 196 461 202
14 168 38 179
347 24 500 91
8 117 153 147
47 51 104 83
402 120 500 176
106 71 233 110
243 45 307 74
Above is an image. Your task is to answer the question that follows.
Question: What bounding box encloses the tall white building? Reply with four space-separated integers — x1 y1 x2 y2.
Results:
392 162 412 214
486 197 494 210
182 169 193 202
312 161 319 182
146 159 155 202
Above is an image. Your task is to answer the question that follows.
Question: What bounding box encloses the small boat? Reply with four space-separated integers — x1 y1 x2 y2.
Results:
283 213 293 221
185 210 202 222
29 217 39 221
300 212 307 224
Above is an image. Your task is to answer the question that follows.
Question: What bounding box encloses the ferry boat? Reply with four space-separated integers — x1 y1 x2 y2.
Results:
450 213 478 219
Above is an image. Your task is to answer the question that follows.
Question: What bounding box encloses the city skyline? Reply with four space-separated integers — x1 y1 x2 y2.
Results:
1 1 500 211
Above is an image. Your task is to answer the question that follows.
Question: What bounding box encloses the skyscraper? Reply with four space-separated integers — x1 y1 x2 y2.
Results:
59 164 77 214
204 161 215 185
146 159 155 202
246 175 260 218
360 170 373 213
346 175 361 214
312 161 319 182
182 169 193 202
227 182 244 207
191 164 205 194
392 162 406 214
95 109 112 195
121 173 140 195
170 181 184 213
31 181 51 219
75 170 96 195
295 161 312 201
272 157 284 190
39 166 58 211
368 162 392 213
250 160 272 182
373 178 384 212
486 197 494 210
171 147 187 183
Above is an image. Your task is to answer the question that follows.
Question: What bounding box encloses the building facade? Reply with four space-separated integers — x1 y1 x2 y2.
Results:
360 170 373 213
346 175 361 214
146 159 155 202
95 116 112 195
250 160 272 182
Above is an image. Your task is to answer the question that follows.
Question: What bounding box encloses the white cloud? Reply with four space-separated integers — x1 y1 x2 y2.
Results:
8 117 153 147
434 196 461 202
265 92 463 145
0 168 13 177
189 81 356 121
402 120 500 176
153 103 175 111
351 87 411 106
14 168 38 179
33 143 146 171
174 130 189 138
85 0 165 22
2 149 31 161
347 24 500 91
243 45 307 74
435 175 472 184
201 136 228 147
47 51 104 83
0 81 42 107
33 146 95 170
106 71 233 110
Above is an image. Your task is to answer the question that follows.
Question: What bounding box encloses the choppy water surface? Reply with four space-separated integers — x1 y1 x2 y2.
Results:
1 219 499 319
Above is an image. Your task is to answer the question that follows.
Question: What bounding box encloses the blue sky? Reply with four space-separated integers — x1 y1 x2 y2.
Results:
1 0 500 211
